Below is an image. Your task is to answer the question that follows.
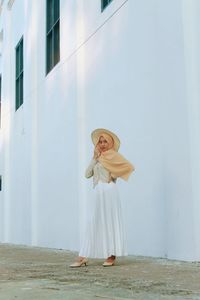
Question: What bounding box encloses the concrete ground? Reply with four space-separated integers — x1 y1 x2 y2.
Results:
0 244 200 300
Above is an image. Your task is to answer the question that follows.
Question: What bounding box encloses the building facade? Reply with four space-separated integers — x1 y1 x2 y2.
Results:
0 0 200 261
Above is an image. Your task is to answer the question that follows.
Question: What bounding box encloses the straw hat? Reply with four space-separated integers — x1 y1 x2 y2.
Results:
91 128 120 151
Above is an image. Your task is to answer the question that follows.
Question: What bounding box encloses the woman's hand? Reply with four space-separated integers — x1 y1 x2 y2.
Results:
93 145 101 160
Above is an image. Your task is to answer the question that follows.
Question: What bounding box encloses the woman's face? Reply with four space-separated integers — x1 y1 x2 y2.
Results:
98 136 110 152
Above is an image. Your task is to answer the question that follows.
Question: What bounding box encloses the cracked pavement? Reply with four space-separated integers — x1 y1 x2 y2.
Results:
0 244 200 299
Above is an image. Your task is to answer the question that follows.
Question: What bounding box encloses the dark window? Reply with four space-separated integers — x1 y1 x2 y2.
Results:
15 37 23 111
46 0 60 74
101 0 113 11
0 176 2 191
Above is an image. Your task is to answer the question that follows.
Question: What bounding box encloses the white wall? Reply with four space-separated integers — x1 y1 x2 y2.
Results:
0 50 3 239
76 0 196 260
0 0 200 261
181 0 200 260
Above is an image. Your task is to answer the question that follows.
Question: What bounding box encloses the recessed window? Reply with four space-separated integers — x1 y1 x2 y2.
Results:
15 37 23 111
46 0 60 74
101 0 113 12
0 176 2 191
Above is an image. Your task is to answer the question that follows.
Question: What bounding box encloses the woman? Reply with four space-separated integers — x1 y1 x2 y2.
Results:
70 128 135 267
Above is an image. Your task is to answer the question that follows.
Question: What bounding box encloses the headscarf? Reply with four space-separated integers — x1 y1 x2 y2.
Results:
96 133 135 181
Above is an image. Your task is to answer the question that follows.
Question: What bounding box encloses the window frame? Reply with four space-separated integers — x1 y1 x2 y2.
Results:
15 37 23 111
46 0 60 75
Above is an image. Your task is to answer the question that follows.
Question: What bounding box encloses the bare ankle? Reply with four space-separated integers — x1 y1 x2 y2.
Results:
77 256 85 261
106 255 116 261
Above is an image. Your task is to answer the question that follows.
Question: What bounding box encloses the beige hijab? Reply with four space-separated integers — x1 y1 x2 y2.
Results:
96 133 135 181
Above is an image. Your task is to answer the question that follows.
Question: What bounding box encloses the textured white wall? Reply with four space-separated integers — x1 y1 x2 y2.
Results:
0 0 199 261
0 8 3 239
77 0 195 260
181 0 200 260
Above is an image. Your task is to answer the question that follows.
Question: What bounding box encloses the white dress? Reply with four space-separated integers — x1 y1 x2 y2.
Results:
79 159 128 259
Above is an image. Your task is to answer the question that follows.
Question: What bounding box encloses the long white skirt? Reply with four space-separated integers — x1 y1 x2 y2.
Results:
79 181 127 259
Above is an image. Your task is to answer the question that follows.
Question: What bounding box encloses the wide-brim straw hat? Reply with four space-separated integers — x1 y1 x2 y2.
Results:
91 128 120 151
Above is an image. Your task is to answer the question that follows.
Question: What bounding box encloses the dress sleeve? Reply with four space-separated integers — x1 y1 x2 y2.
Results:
85 159 97 178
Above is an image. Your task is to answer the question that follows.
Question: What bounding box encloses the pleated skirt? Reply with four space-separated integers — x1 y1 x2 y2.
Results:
79 181 127 259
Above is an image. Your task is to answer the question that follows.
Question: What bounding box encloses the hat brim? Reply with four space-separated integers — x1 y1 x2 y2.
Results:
91 128 120 151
